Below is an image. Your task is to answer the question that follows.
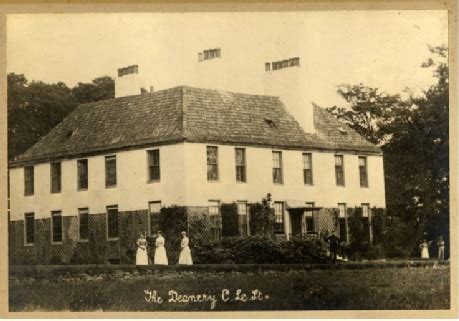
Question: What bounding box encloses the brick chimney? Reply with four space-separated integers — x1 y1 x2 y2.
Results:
263 57 315 134
115 65 152 98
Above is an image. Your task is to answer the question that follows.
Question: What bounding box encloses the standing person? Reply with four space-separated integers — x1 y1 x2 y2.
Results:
136 232 149 265
178 231 193 265
437 236 445 260
154 231 168 265
419 239 430 259
326 231 340 264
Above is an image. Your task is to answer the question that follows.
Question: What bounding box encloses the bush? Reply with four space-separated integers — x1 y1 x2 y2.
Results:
221 203 239 237
249 202 275 238
157 206 188 264
192 236 329 264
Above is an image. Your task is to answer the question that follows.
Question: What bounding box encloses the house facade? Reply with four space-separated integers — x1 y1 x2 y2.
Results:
8 57 386 265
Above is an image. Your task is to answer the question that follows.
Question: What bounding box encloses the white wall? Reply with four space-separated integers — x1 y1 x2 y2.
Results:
183 142 386 208
9 141 386 222
9 143 187 220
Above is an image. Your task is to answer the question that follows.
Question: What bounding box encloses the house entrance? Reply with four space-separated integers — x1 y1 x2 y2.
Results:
289 209 303 237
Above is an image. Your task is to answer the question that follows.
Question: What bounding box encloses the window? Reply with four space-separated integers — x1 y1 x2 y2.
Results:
237 201 249 237
235 148 246 182
265 62 271 71
303 153 313 185
209 200 220 216
105 155 117 187
147 149 160 182
335 155 345 186
215 48 221 58
272 151 283 184
305 202 315 233
362 203 371 242
78 208 89 241
338 203 347 242
107 205 119 240
200 48 221 61
24 166 34 196
77 159 88 190
362 203 370 218
207 146 219 181
148 201 161 236
209 200 221 240
274 202 284 234
359 156 369 187
50 162 61 193
24 213 35 245
51 211 62 243
237 201 247 215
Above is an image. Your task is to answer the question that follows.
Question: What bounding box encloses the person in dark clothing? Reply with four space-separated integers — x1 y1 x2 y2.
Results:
326 231 340 263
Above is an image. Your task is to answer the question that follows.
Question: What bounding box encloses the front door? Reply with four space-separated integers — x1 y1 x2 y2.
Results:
289 209 303 237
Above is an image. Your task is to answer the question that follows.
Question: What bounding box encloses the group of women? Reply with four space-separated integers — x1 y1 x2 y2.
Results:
135 231 193 265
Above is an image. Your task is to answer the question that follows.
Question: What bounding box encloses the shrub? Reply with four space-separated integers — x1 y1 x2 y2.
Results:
221 203 239 237
157 206 188 264
192 236 329 264
249 202 275 238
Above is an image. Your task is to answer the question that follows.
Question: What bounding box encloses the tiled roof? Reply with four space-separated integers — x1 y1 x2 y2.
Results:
11 86 380 166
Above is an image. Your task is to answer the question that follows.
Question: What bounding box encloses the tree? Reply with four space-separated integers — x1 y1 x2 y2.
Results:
326 45 449 258
7 74 115 161
72 76 115 104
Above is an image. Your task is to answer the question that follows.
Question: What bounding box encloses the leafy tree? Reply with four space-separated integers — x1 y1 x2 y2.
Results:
72 76 114 104
7 73 115 161
327 45 449 258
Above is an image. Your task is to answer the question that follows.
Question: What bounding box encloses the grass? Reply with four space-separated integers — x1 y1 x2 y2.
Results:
9 266 450 311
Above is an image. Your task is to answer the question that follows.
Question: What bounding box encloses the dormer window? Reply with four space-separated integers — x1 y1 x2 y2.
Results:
264 118 276 128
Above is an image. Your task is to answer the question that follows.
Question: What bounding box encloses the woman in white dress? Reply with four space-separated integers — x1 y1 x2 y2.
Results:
420 239 430 259
154 231 168 265
178 231 193 265
135 232 149 265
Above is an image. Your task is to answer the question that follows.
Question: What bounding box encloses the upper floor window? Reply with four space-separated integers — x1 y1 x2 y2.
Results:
335 155 345 186
303 153 313 185
78 208 89 241
24 212 35 245
268 57 300 71
24 166 34 196
50 162 61 194
272 151 283 184
147 149 160 182
105 155 117 187
207 146 219 181
77 159 88 190
235 148 246 183
359 156 369 187
106 205 119 240
51 211 62 244
273 201 284 234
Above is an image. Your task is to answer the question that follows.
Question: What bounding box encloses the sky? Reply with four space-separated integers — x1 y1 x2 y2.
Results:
7 11 448 107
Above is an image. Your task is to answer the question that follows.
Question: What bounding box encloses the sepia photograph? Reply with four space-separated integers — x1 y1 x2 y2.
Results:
2 3 455 316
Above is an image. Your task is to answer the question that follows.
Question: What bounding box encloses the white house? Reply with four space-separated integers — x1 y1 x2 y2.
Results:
8 51 385 264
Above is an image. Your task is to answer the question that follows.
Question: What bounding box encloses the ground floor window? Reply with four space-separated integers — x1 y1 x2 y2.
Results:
51 211 62 243
209 200 221 240
305 202 315 234
273 202 284 234
237 201 249 236
78 208 89 241
148 201 161 236
24 213 35 245
107 205 119 240
338 203 347 242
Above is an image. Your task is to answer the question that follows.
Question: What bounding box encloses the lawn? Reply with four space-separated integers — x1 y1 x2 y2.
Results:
9 266 450 311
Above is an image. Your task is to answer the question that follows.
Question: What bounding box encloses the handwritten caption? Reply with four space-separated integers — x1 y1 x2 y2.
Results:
144 288 270 310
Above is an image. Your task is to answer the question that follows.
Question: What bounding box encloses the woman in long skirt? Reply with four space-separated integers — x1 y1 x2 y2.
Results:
420 239 430 259
154 231 168 265
136 232 149 265
178 231 193 265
